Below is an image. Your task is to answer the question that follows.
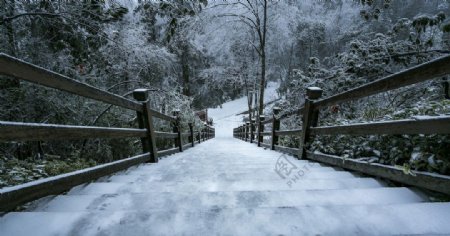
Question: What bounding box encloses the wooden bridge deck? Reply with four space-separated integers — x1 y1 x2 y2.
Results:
1 137 449 235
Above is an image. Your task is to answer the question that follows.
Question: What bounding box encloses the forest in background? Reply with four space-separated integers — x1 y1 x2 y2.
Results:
0 0 449 187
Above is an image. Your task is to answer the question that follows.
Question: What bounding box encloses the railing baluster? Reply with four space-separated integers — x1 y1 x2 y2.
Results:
172 110 183 152
271 107 281 150
257 115 265 147
133 89 158 163
250 118 255 143
189 123 194 147
244 121 249 142
299 87 323 159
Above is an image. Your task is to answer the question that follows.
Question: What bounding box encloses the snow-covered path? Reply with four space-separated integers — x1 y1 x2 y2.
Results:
1 137 450 235
1 82 450 235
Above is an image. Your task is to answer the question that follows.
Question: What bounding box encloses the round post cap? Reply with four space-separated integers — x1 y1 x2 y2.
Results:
306 87 323 99
273 107 281 114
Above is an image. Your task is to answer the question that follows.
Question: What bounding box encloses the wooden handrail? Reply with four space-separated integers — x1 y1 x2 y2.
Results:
154 131 178 139
0 53 143 112
0 121 147 141
307 151 450 195
314 55 450 109
275 129 302 136
310 116 450 135
234 56 450 195
0 152 150 212
149 109 176 123
0 53 216 211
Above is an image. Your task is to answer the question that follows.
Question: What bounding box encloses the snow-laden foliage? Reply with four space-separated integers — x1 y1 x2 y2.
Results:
0 0 207 187
273 1 450 175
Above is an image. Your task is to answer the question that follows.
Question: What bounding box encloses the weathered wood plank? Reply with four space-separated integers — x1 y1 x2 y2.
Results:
255 142 299 157
0 153 150 212
261 118 273 125
314 55 450 108
306 151 450 195
157 143 194 158
154 131 178 139
275 129 302 136
0 121 146 141
157 147 179 157
149 109 176 123
259 142 271 149
310 116 450 135
250 138 450 195
260 131 272 136
0 53 143 112
274 145 299 157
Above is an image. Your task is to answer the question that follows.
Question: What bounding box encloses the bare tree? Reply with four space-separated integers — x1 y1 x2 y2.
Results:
215 0 269 117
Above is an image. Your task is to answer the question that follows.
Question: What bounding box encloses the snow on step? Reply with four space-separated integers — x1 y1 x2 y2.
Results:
106 166 339 182
66 178 385 195
31 187 425 212
2 203 450 236
104 170 356 183
129 163 336 172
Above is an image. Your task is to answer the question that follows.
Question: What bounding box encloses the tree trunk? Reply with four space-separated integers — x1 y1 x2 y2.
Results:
244 74 253 121
257 0 268 117
6 0 16 56
258 51 266 116
1 0 20 88
181 45 190 96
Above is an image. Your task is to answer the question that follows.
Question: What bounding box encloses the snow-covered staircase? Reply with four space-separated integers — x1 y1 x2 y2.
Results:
1 137 450 235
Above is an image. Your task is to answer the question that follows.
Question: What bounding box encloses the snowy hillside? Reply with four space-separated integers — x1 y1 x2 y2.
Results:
209 81 279 137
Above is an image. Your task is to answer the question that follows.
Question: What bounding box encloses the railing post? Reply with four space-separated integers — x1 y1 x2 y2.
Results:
271 107 281 150
172 110 182 152
133 89 158 163
257 115 265 147
299 87 323 159
250 118 255 143
189 123 194 147
197 130 201 143
203 124 207 141
245 121 250 142
240 125 243 140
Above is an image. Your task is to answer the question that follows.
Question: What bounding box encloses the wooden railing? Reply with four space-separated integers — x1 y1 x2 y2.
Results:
0 53 215 211
234 55 450 195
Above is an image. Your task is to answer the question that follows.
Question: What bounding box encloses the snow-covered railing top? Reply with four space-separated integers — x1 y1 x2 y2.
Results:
0 53 215 212
234 55 450 195
0 53 143 111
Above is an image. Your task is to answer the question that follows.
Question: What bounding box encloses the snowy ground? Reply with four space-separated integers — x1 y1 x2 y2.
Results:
208 81 279 138
1 81 450 235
